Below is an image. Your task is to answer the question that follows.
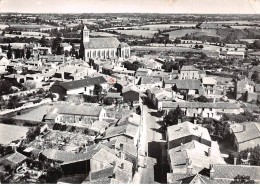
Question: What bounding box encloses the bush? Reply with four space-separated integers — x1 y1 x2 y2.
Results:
1 117 15 125
33 99 42 104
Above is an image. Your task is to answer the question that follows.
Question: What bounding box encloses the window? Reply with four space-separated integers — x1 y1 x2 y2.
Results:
209 108 212 111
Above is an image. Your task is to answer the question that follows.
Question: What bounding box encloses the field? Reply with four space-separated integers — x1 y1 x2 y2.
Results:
90 31 117 37
14 104 52 122
166 29 219 40
114 29 157 38
231 26 260 29
9 24 56 29
0 124 28 145
140 23 196 30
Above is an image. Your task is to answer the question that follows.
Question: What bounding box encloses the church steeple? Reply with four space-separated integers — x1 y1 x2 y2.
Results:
83 25 89 43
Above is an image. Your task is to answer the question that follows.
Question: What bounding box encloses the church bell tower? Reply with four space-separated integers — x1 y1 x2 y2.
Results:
83 25 89 43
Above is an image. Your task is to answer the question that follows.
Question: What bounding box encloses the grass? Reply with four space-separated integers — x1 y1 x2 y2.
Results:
115 29 158 38
90 32 117 37
140 23 196 30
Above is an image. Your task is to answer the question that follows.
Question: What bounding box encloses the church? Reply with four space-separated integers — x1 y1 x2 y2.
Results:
82 25 131 60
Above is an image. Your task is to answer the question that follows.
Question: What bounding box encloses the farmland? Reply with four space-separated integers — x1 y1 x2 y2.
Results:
114 29 157 38
0 123 28 145
90 31 117 37
140 23 197 30
166 29 219 40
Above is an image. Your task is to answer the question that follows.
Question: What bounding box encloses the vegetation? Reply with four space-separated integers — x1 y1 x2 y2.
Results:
230 145 260 166
231 175 255 184
122 60 144 71
52 123 67 131
164 106 184 127
26 126 41 142
222 110 256 123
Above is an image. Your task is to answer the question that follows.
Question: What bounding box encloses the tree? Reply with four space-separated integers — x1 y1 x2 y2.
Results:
251 71 260 84
0 80 12 96
93 84 103 95
40 36 49 47
199 45 204 49
26 49 31 59
195 95 210 102
231 175 255 184
164 106 184 127
253 40 260 49
194 44 199 49
45 165 63 183
7 44 12 59
114 83 123 93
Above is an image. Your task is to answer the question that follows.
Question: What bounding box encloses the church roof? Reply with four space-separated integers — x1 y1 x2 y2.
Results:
84 37 121 49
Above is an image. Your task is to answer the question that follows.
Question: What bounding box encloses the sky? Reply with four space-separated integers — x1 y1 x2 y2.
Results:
0 0 259 14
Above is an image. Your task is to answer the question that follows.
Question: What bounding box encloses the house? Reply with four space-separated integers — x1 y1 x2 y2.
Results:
135 68 152 78
248 51 260 61
88 121 110 136
83 26 130 60
136 76 163 92
167 140 225 184
179 66 200 80
202 77 217 96
50 76 108 98
105 92 123 104
60 43 72 52
164 79 204 96
59 142 134 182
220 51 245 60
230 122 260 152
208 164 260 184
0 56 9 73
162 101 241 120
167 121 212 150
43 104 107 124
234 80 255 100
0 152 27 170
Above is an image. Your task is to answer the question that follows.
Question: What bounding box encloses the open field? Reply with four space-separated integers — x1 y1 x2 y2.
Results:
115 29 157 38
230 26 260 29
0 123 28 145
132 45 211 54
90 31 117 37
166 28 219 40
140 23 197 30
9 24 56 29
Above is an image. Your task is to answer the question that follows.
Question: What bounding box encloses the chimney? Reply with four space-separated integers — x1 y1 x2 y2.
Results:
234 157 237 165
186 157 190 165
120 143 124 151
187 162 193 176
194 119 197 124
178 119 181 124
210 166 215 180
208 148 211 157
243 125 246 131
121 163 124 169
118 151 122 158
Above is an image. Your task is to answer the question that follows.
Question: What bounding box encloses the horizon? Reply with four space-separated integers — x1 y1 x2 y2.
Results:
0 0 259 14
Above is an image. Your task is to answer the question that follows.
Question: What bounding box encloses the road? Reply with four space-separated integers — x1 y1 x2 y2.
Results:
141 97 169 184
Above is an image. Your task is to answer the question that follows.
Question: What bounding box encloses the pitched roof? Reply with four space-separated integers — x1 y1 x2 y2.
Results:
139 76 162 85
57 76 107 91
231 122 260 143
0 152 27 167
45 104 104 118
41 149 75 162
164 79 202 90
202 77 217 85
255 84 260 93
167 121 211 142
250 65 260 72
212 164 260 182
181 66 199 71
162 101 240 109
84 37 120 49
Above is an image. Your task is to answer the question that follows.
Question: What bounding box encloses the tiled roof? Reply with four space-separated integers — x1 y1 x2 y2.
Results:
57 76 107 91
202 77 217 85
255 84 260 93
236 80 255 93
250 65 260 72
231 122 260 143
45 104 104 118
181 66 199 71
164 79 202 90
167 121 211 142
0 152 27 167
162 101 240 109
139 76 162 85
213 164 260 181
84 38 120 49
41 149 75 162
